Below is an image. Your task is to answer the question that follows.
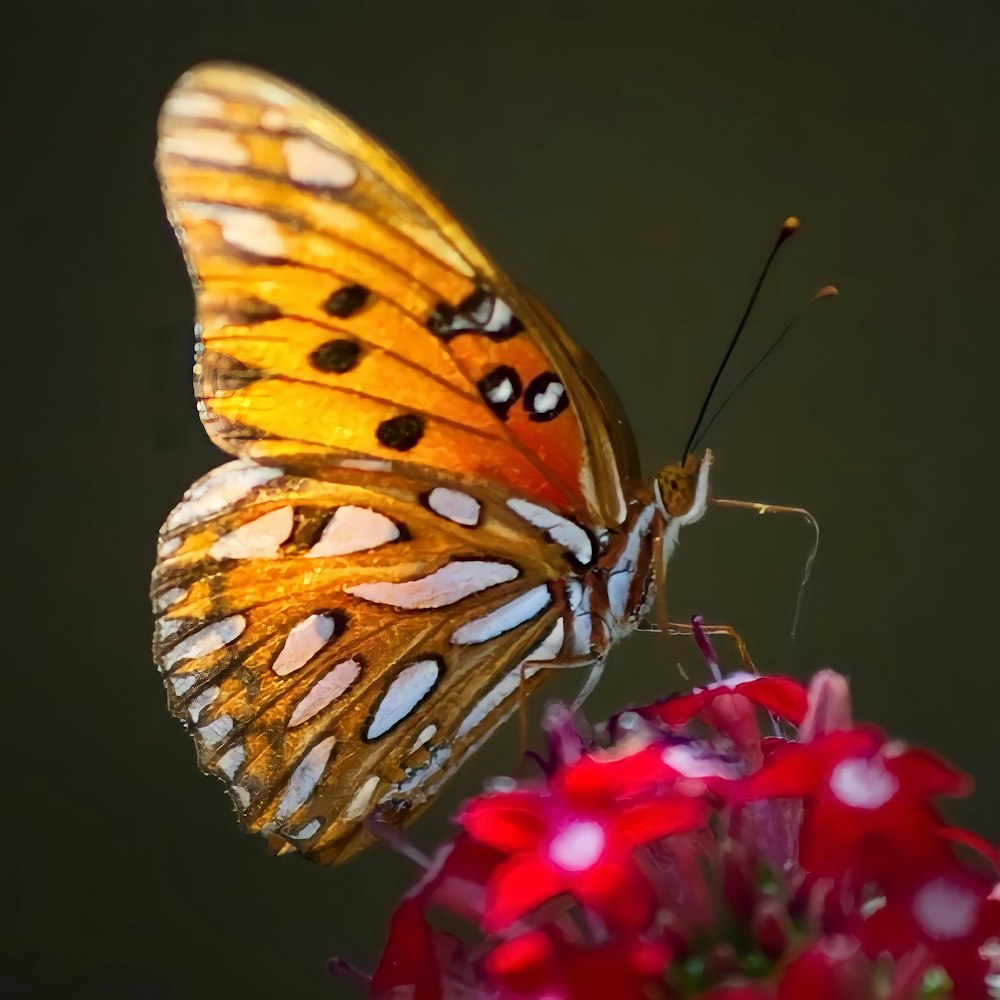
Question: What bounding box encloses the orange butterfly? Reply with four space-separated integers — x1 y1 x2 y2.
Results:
150 63 713 864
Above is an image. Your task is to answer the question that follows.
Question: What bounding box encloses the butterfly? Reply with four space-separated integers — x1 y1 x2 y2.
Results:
150 63 713 865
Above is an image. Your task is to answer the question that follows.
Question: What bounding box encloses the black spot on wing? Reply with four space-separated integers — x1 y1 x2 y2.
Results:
426 287 524 342
310 339 361 373
323 284 371 318
523 372 569 422
477 365 522 420
376 414 425 451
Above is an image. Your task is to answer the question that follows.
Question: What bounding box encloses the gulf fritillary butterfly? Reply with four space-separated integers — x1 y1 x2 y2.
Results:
150 63 714 864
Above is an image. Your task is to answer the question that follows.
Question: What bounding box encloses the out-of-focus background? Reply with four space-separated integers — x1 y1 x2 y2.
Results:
6 2 997 997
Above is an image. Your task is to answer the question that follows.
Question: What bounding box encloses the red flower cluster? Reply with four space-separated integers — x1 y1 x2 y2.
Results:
344 639 999 1000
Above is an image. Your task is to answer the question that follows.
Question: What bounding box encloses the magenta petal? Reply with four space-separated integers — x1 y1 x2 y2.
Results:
615 797 708 846
459 792 547 853
484 853 564 930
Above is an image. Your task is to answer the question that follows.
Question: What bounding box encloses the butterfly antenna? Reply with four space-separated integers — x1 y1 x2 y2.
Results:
681 217 801 462
691 284 839 451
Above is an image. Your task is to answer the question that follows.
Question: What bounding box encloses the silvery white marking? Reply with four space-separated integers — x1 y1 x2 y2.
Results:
165 461 282 530
163 91 227 119
569 584 593 656
457 617 567 737
506 498 593 565
162 615 246 671
275 736 336 821
198 715 234 747
283 136 358 188
483 298 513 333
158 537 181 557
209 506 294 560
411 724 437 752
187 685 220 724
271 614 337 676
394 746 452 793
427 487 481 527
607 503 657 620
486 377 514 404
289 818 321 840
347 560 518 609
307 506 399 557
232 785 251 809
659 449 713 562
451 585 551 645
287 658 361 727
367 659 440 739
170 675 197 696
160 128 250 167
341 775 380 821
158 617 185 640
259 106 290 131
532 380 565 414
185 204 285 258
217 744 245 779
153 587 186 613
337 458 392 472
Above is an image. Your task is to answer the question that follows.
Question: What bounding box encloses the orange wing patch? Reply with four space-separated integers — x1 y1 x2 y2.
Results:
157 63 636 526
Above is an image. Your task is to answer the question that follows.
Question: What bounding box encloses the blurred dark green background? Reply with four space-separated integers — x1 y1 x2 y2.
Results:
6 2 997 998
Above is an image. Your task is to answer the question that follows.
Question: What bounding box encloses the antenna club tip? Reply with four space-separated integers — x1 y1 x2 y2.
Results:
782 216 801 233
814 284 839 300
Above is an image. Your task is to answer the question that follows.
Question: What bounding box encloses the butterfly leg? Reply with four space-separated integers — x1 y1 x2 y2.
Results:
710 497 820 641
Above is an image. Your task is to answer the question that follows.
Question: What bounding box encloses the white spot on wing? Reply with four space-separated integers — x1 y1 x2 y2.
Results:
272 614 337 676
507 498 593 565
185 204 285 257
170 675 196 696
347 560 518 609
456 619 564 739
160 128 249 166
153 587 186 613
217 744 245 779
165 461 282 530
209 506 294 560
158 536 181 557
342 775 380 821
275 736 336 821
411 724 437 751
307 506 399 557
288 658 361 727
289 818 321 840
427 487 481 526
163 91 227 119
162 615 245 671
608 503 657 621
367 659 440 739
451 585 551 645
284 136 358 189
198 714 233 747
532 380 565 413
187 685 220 723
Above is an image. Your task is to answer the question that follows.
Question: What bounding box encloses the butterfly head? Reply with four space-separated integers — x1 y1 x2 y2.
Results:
654 449 713 523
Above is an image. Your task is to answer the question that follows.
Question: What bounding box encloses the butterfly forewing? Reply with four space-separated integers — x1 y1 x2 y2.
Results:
157 62 635 525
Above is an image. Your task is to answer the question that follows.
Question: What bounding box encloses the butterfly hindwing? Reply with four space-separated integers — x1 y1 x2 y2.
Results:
151 460 579 862
157 62 638 527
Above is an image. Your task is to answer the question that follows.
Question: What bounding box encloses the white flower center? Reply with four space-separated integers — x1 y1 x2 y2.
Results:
913 878 978 940
548 821 606 872
828 756 899 809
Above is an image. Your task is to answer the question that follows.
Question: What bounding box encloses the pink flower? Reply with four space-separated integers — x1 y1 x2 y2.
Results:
351 649 998 1000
